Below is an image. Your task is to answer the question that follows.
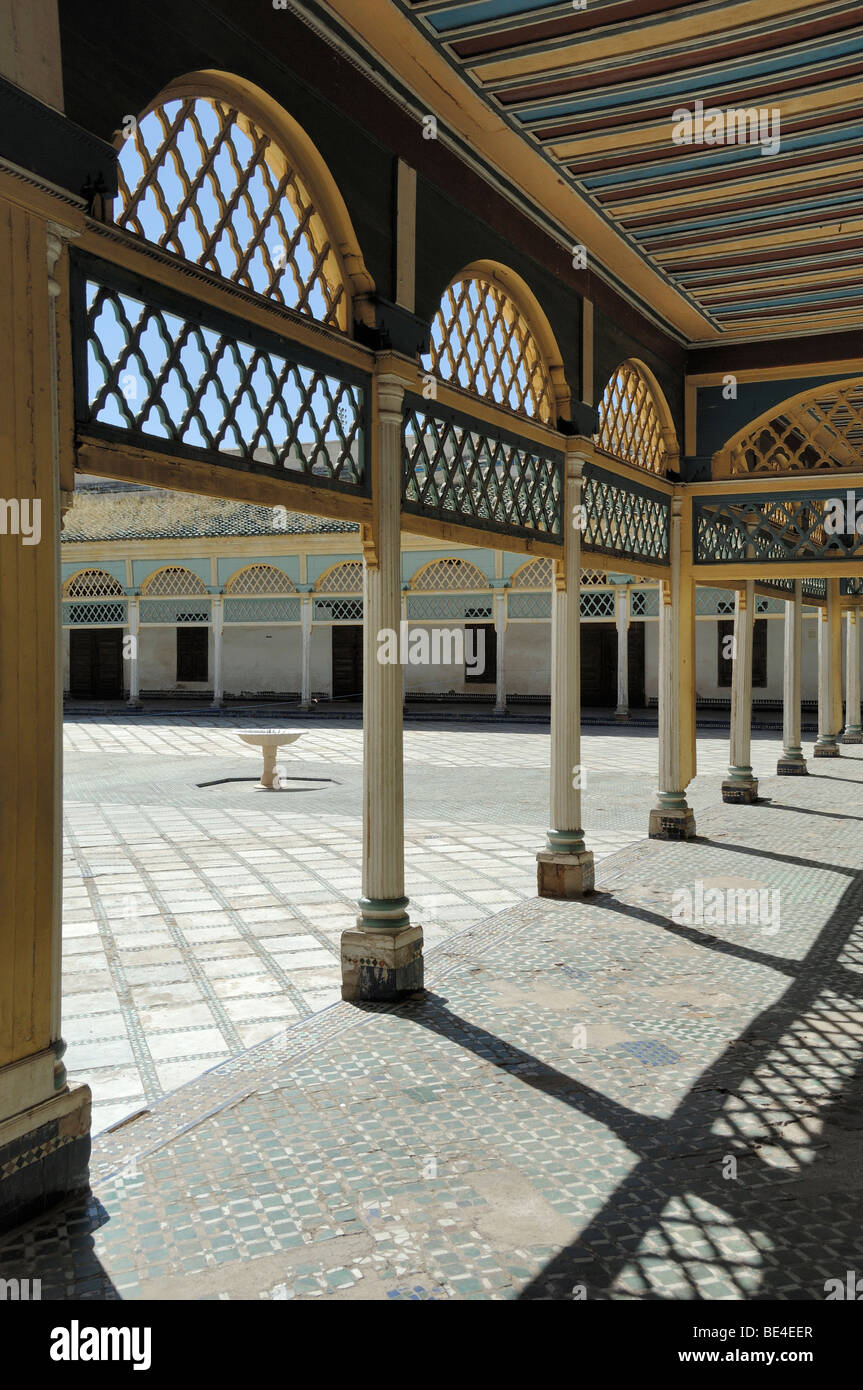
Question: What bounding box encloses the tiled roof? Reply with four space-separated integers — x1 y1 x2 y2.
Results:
62 486 359 542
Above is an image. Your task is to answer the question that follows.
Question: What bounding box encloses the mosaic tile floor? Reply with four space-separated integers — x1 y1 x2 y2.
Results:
6 741 862 1299
62 716 772 1131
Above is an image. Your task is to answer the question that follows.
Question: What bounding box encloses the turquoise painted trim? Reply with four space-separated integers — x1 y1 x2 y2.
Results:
218 555 301 586
132 557 211 586
61 559 127 586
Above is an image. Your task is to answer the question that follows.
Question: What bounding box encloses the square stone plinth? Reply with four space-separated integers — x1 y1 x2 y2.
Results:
648 806 696 840
341 925 424 1002
813 745 841 758
721 778 759 804
0 1084 91 1234
777 757 808 776
537 849 595 900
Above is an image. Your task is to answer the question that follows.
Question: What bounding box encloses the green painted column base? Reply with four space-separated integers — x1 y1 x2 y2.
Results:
813 739 841 758
841 727 863 744
648 793 696 841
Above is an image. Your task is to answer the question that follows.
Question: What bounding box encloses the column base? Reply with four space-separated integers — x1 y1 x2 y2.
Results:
648 799 696 840
126 698 142 710
721 775 759 804
614 707 630 724
841 727 863 744
536 848 595 899
341 925 424 1001
813 739 841 758
777 754 808 776
0 1084 91 1234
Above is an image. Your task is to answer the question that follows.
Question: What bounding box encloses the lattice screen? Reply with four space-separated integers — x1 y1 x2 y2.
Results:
407 593 493 621
141 566 209 596
116 97 347 328
225 564 295 594
595 362 668 475
507 591 551 620
411 558 489 591
83 278 365 486
64 569 125 598
314 597 363 622
510 557 552 589
315 561 363 593
426 278 554 422
728 379 863 474
62 601 127 626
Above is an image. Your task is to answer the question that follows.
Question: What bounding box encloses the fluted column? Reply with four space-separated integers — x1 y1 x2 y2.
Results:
341 367 422 999
615 584 629 722
721 581 759 802
494 585 507 715
814 579 842 757
777 579 807 773
841 608 862 743
649 496 696 838
537 445 594 897
210 593 224 710
126 594 141 708
299 590 313 709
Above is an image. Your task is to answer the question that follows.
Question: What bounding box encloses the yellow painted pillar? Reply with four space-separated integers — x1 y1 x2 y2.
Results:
0 187 90 1230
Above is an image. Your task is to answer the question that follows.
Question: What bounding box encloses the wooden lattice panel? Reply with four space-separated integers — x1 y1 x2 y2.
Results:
427 278 554 423
595 362 668 476
510 557 552 589
116 97 347 328
141 566 208 596
411 558 489 591
315 561 363 593
226 564 295 595
730 380 863 474
64 569 125 598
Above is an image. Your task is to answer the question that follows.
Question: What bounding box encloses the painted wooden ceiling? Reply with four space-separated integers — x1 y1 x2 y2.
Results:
390 0 863 343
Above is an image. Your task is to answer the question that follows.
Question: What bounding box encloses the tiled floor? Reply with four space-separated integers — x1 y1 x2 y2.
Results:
63 715 777 1131
7 741 863 1299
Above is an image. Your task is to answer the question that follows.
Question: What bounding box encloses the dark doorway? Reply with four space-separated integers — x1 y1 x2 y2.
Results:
176 626 209 682
69 628 124 699
332 625 363 699
465 622 497 684
581 623 617 707
628 621 646 709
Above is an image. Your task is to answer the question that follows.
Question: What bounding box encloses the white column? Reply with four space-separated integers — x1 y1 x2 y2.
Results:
777 580 807 773
537 446 594 897
300 592 312 709
126 595 141 708
210 594 224 710
341 369 422 999
722 581 758 802
649 497 696 838
841 608 862 743
494 586 507 715
815 579 841 757
614 584 629 722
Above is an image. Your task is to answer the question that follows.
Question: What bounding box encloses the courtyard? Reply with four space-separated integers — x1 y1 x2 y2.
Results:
65 716 793 1133
2 719 858 1300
